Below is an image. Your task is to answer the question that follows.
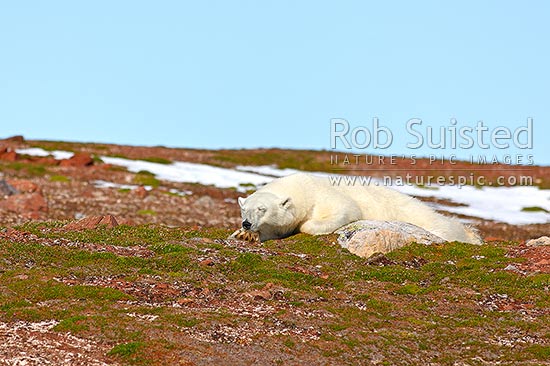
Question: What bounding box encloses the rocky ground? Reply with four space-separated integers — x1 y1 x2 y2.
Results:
0 136 548 365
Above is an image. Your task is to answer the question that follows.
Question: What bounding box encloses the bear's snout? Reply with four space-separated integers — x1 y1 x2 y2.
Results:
242 219 252 230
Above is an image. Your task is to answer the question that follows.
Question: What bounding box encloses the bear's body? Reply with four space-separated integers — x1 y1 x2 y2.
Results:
237 173 482 244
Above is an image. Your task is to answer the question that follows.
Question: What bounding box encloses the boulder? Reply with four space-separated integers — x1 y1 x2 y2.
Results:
33 156 60 166
7 179 40 194
0 180 18 197
336 220 446 258
2 135 25 143
59 153 93 167
0 192 48 214
0 151 17 161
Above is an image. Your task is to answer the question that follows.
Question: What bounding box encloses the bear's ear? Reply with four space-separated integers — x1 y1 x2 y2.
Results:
280 197 292 209
238 197 246 208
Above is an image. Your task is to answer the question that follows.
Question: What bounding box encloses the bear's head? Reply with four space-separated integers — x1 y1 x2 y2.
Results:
238 192 296 241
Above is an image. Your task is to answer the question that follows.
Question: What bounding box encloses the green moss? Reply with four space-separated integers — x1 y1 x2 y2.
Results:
283 338 296 348
395 283 423 295
108 341 145 360
92 155 104 163
521 206 550 213
0 161 48 176
136 170 155 176
141 157 172 164
526 345 550 360
49 175 70 182
134 173 160 188
0 299 32 311
150 243 193 255
329 323 348 331
54 315 89 332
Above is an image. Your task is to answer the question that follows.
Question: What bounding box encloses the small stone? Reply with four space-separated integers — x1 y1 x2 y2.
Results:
246 290 272 301
199 259 214 266
63 215 119 230
193 195 215 209
7 179 40 193
0 180 18 196
177 298 194 305
134 186 148 199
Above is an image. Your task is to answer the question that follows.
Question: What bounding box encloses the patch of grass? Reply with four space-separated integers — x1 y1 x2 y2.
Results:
329 323 348 331
164 316 201 328
210 148 335 172
92 155 104 164
395 283 423 295
141 157 172 165
225 252 327 290
108 341 145 363
283 338 296 348
54 315 89 332
0 161 48 176
521 206 550 213
365 298 392 313
30 141 76 152
526 345 550 360
0 299 32 311
49 175 70 182
40 283 129 302
150 242 194 255
136 170 155 176
108 165 128 172
18 223 188 247
356 265 423 284
134 172 160 188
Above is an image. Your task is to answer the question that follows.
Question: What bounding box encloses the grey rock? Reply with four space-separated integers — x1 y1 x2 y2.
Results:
193 195 216 209
526 236 550 247
336 220 445 258
0 180 18 197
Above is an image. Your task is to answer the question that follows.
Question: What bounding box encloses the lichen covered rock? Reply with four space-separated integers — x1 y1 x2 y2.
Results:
336 220 446 258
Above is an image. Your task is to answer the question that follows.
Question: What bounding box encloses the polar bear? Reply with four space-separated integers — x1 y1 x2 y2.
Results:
235 173 482 244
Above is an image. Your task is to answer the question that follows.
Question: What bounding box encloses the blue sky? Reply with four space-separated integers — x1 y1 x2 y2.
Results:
0 1 548 164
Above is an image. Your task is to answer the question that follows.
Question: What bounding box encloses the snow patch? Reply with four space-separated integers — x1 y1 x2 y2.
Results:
15 147 74 160
100 156 273 192
93 180 153 191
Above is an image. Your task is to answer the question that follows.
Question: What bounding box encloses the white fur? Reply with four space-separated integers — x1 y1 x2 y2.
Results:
238 173 482 244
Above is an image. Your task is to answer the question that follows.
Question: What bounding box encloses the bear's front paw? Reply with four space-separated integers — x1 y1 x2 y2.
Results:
228 228 260 243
